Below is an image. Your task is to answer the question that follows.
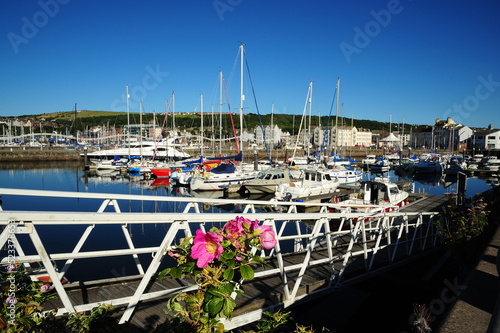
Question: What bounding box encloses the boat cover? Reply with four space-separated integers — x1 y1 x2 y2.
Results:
210 163 236 174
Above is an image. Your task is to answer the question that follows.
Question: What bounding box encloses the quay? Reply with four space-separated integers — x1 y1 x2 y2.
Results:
0 188 450 331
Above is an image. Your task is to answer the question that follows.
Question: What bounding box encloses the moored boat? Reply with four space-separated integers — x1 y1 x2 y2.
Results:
334 177 409 214
239 167 295 195
275 169 340 201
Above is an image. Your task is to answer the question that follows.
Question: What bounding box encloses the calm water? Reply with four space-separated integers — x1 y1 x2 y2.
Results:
0 162 496 282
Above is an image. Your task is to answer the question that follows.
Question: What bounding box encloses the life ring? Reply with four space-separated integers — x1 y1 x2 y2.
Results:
203 203 210 210
175 168 182 173
333 196 339 204
204 173 210 180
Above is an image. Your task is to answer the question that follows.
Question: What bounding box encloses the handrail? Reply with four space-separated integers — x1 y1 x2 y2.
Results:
0 188 442 329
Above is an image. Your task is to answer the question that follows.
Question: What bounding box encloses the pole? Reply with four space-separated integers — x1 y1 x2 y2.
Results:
239 44 244 156
201 94 204 158
74 103 77 146
308 80 312 157
220 70 223 155
126 85 130 159
334 77 340 157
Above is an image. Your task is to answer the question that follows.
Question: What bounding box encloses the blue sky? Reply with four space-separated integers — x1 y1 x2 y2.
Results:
1 0 500 128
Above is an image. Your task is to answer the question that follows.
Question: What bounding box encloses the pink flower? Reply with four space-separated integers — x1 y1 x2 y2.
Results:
41 284 50 292
190 229 223 268
223 218 246 239
258 225 277 250
250 220 277 250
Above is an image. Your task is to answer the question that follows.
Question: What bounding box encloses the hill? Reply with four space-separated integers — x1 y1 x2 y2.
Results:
5 111 428 135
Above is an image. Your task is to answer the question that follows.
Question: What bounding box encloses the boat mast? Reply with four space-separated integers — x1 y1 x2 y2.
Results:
334 77 340 157
201 94 204 158
401 116 405 165
308 80 312 157
164 98 168 160
239 43 244 155
351 114 354 158
211 104 215 155
140 100 143 164
126 85 130 159
219 70 223 155
271 102 274 161
172 92 175 137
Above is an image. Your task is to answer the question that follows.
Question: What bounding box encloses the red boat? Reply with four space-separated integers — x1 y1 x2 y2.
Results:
150 168 173 178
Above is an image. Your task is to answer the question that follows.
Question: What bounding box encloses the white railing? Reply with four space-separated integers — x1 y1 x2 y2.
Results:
0 188 442 329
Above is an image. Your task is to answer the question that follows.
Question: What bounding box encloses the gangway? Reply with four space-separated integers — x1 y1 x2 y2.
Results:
0 188 445 330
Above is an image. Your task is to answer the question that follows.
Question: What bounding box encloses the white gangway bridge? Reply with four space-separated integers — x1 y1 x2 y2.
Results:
0 188 446 331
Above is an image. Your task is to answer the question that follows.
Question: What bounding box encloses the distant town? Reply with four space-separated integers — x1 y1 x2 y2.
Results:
1 111 499 154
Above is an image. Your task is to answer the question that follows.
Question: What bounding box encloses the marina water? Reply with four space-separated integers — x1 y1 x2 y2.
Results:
0 162 495 282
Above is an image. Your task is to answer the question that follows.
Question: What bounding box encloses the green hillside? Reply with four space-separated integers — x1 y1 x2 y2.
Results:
5 111 428 135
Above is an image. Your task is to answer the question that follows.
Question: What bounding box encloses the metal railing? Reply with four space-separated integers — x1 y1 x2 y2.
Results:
0 188 442 329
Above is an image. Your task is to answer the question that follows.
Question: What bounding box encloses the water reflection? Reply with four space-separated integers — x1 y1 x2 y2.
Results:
1 163 497 282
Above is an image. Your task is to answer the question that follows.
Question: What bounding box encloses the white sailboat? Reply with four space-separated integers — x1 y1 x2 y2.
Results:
188 44 258 191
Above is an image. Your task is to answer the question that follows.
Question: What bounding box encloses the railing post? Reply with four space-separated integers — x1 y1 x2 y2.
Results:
119 221 189 324
25 223 75 313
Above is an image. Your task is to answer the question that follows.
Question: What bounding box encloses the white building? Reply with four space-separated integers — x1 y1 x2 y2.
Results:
254 125 282 146
313 126 372 148
469 125 500 150
433 117 473 151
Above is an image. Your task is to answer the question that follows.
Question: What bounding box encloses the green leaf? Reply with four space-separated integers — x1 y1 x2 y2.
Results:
242 221 250 232
207 287 225 298
207 297 224 316
227 258 236 268
240 265 254 280
224 283 234 294
170 266 181 279
222 297 236 318
223 268 235 281
221 250 235 260
185 261 196 273
252 255 266 265
158 268 169 281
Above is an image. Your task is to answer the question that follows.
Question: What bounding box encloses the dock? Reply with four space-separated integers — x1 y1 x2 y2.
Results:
0 188 448 331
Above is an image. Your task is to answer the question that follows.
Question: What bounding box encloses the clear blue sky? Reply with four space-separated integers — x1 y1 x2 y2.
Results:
1 0 499 128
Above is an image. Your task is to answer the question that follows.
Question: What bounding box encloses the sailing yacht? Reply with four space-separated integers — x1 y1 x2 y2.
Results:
188 44 259 191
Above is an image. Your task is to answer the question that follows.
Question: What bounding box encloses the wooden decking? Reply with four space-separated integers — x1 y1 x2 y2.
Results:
43 194 449 332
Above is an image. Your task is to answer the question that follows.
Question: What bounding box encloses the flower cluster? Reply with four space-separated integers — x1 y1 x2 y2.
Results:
0 266 57 332
439 197 489 247
159 216 277 332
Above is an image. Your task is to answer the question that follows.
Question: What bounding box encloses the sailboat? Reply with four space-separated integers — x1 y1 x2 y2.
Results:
189 44 259 191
